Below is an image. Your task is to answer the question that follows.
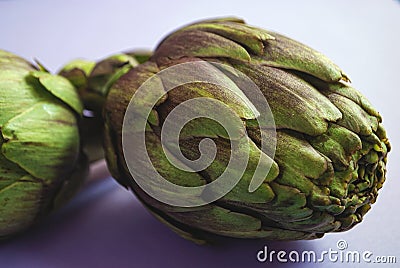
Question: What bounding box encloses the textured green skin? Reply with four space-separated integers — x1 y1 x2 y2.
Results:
103 18 390 242
0 50 87 238
59 53 141 162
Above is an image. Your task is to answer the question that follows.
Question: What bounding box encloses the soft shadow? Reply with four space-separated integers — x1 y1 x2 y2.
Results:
0 178 319 268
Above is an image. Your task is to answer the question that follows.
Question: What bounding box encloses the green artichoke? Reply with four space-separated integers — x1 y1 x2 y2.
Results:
59 52 150 161
103 18 390 243
0 50 88 238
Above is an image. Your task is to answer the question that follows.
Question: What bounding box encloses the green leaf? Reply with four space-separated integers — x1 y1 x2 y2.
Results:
2 102 80 183
60 59 96 76
125 50 152 64
275 131 329 180
30 71 83 115
235 63 342 135
327 93 378 135
183 22 275 55
0 178 43 237
155 30 251 63
59 59 95 90
309 124 362 170
256 31 349 82
262 182 313 222
301 75 381 121
0 50 36 72
161 74 258 122
0 135 30 189
163 205 277 238
0 70 53 126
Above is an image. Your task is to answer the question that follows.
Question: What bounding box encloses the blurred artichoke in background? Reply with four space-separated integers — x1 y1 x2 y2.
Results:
103 18 390 242
59 51 150 161
0 50 88 238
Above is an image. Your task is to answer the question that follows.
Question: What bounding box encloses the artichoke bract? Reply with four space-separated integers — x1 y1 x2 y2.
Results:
0 50 88 238
104 18 390 242
59 52 150 162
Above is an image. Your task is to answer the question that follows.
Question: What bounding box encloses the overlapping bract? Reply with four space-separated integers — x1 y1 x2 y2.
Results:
103 18 390 242
0 50 87 238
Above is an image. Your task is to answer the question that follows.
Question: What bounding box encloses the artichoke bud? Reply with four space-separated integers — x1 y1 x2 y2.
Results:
59 53 141 115
60 52 147 162
0 50 88 238
104 18 390 242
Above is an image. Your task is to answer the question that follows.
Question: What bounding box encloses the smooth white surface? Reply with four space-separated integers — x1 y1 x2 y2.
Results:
0 0 399 267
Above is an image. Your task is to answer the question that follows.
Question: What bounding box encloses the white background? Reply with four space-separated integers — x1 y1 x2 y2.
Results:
0 0 399 267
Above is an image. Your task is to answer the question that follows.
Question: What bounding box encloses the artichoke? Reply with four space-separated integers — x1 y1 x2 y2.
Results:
59 52 150 161
103 18 390 242
0 50 88 238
